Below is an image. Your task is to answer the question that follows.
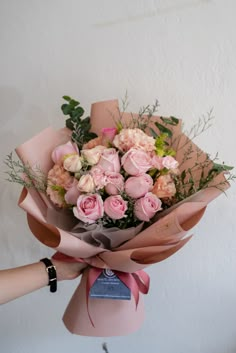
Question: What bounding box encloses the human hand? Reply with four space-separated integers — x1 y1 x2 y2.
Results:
51 260 87 281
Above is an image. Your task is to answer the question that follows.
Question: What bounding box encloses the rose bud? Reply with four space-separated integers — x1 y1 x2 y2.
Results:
162 156 179 170
77 174 95 193
81 145 106 166
52 141 79 165
63 154 82 173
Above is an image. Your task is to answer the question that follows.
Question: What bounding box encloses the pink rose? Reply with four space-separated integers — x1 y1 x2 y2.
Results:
65 180 80 205
81 145 106 166
162 156 179 170
125 174 153 199
90 166 107 190
52 141 79 165
134 192 162 222
101 127 117 145
73 193 104 224
78 174 95 193
104 171 124 195
97 148 120 173
121 148 152 176
151 155 164 170
104 195 127 220
152 174 176 198
113 128 155 152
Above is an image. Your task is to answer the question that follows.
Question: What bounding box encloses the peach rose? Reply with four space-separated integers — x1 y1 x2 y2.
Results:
152 174 176 198
82 136 103 149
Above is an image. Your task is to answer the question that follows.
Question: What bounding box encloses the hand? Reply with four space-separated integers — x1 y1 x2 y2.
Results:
51 260 87 281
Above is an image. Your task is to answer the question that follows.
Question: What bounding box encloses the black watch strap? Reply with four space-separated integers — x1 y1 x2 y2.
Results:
40 258 57 293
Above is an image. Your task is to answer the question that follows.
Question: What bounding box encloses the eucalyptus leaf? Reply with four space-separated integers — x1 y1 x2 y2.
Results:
181 170 186 183
155 122 173 138
62 95 71 102
212 163 234 172
160 116 179 126
149 127 158 138
61 104 72 115
71 106 84 119
65 118 74 130
70 99 80 107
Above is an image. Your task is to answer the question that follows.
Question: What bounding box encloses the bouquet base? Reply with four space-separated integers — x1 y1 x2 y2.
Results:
63 269 145 337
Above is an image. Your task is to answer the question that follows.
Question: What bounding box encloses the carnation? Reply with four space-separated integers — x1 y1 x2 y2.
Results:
113 128 155 152
47 165 74 206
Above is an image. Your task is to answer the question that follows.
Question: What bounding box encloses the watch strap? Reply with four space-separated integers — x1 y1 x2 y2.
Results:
40 258 57 293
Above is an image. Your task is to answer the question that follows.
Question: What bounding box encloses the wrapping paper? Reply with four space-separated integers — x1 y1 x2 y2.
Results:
15 99 229 336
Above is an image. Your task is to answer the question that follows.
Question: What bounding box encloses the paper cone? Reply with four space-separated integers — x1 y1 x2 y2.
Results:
63 269 145 337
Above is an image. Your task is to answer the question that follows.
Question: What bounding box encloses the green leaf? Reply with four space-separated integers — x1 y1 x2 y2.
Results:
62 95 71 102
149 127 158 138
181 170 186 183
155 122 173 138
61 104 72 115
81 116 90 125
160 116 179 126
70 99 80 107
87 132 97 140
71 106 84 119
65 118 74 130
170 116 179 125
211 163 234 172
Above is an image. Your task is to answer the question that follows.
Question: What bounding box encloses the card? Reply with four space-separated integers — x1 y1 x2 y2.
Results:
89 269 131 300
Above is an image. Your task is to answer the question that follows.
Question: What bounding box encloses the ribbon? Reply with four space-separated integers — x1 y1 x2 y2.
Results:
53 252 150 328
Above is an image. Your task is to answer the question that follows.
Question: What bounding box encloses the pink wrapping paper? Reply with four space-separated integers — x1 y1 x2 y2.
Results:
62 268 145 337
15 99 229 336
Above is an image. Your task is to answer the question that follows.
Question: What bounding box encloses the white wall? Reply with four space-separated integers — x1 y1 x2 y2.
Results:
0 1 236 352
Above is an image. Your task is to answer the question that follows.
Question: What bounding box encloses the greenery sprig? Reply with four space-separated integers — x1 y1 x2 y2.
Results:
61 96 97 149
4 153 47 192
116 93 160 131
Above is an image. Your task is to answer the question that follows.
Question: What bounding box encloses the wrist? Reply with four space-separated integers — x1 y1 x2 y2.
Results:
40 258 57 292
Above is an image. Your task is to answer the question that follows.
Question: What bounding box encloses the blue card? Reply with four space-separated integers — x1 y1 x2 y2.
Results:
89 269 131 300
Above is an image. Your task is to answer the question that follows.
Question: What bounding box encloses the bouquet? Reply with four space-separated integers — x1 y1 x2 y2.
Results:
6 96 234 336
